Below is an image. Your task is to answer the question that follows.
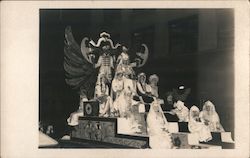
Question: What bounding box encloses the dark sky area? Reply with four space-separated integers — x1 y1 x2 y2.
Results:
39 9 234 138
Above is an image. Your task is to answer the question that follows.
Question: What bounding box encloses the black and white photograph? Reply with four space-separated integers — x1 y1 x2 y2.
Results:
39 9 235 149
1 1 249 158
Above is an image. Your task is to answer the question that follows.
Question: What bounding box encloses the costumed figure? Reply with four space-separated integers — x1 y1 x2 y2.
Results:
188 106 212 142
112 86 134 118
111 70 124 100
169 100 189 122
116 46 136 78
110 71 124 116
89 32 121 83
64 26 150 118
162 91 174 111
148 74 159 98
94 74 112 117
134 73 154 104
162 91 180 122
65 27 149 98
124 87 144 133
147 100 173 149
94 44 114 83
200 101 225 132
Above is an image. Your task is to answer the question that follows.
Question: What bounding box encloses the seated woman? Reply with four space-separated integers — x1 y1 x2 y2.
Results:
188 106 212 142
168 100 189 122
199 100 225 132
162 92 180 122
147 100 173 149
95 75 112 117
134 72 154 104
162 91 174 111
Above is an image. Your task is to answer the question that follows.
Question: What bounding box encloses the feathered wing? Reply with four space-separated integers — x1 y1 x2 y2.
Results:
64 26 97 98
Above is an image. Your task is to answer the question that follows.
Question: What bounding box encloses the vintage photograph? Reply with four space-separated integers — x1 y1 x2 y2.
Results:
39 9 235 149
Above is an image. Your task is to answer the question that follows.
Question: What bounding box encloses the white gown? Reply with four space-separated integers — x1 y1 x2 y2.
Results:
172 100 189 122
188 106 212 142
113 77 136 116
200 101 225 132
147 101 172 149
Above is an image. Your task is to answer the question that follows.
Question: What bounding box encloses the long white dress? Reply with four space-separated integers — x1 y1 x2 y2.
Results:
111 77 124 99
200 101 225 132
188 106 212 142
147 100 172 149
113 77 137 116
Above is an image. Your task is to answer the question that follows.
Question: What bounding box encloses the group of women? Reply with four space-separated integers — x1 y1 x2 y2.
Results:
67 44 226 149
146 98 225 148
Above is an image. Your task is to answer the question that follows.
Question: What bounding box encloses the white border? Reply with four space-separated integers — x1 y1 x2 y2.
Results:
1 1 249 158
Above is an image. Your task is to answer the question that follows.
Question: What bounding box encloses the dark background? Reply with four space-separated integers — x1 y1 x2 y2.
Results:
39 9 234 138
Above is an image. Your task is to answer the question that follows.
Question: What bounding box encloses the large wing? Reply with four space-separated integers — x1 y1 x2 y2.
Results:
64 26 97 98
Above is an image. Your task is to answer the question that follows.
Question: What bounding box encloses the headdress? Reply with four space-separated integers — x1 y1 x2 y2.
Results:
149 74 159 83
203 100 215 112
138 72 146 78
190 106 200 113
122 46 129 52
100 32 111 38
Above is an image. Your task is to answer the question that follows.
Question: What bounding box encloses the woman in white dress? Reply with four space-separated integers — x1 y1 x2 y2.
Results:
111 71 124 100
94 74 112 117
200 101 225 132
188 106 212 142
170 100 189 122
135 73 154 104
147 100 173 149
148 74 159 98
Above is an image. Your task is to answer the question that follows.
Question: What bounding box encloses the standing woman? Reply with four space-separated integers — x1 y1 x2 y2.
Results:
200 101 225 132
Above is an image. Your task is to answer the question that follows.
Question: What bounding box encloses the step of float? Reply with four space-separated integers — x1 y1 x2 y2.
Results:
171 132 223 149
171 132 199 148
200 132 234 149
71 116 149 148
168 122 189 133
194 143 222 149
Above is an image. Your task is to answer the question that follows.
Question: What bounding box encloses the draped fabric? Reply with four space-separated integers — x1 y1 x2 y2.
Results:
64 26 97 98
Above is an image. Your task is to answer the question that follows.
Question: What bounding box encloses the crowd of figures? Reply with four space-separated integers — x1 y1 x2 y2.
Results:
64 31 225 149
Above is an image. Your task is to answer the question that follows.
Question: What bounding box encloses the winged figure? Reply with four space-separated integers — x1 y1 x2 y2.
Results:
64 26 149 99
